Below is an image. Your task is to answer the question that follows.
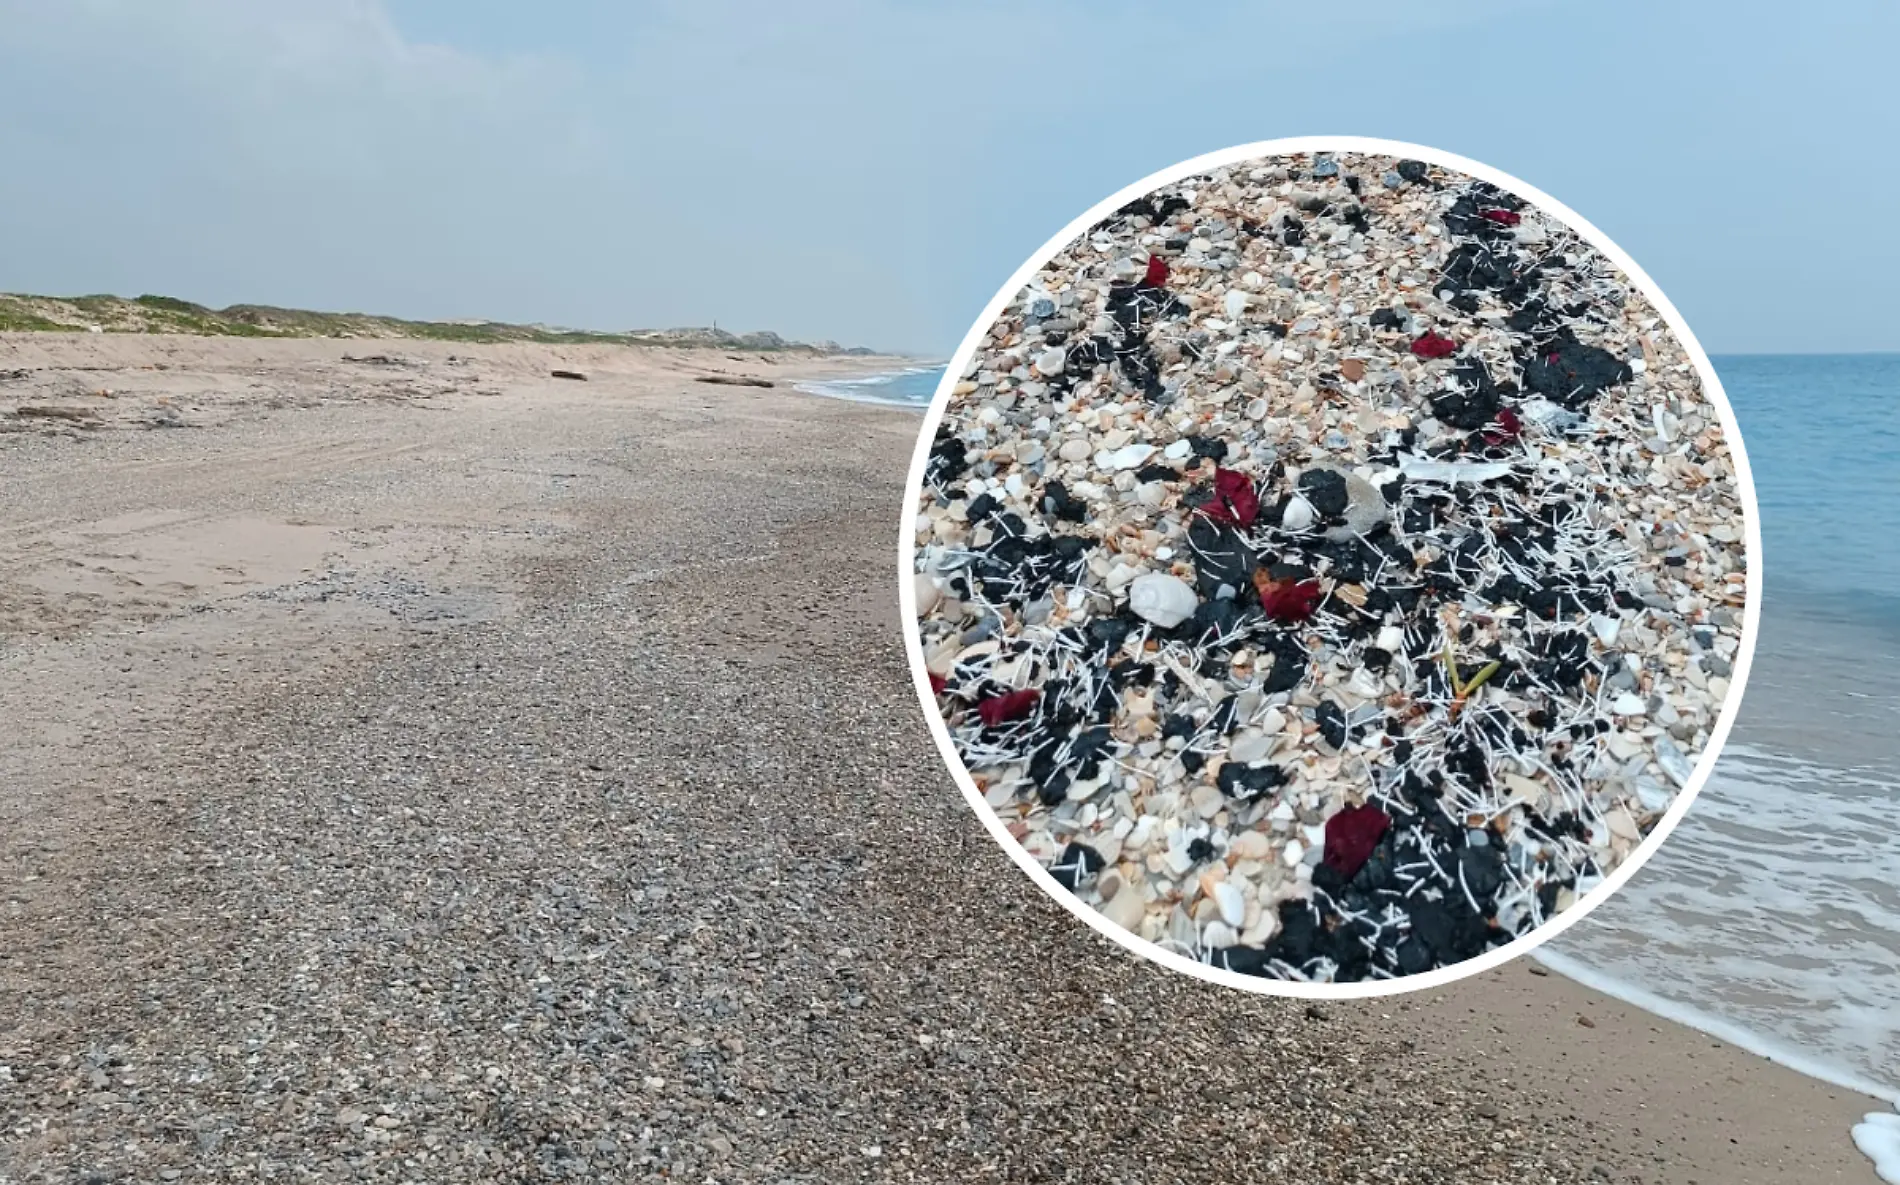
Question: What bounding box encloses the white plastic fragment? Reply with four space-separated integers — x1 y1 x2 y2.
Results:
1398 454 1516 484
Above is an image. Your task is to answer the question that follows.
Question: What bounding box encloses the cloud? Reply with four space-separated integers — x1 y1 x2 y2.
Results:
2 0 1894 354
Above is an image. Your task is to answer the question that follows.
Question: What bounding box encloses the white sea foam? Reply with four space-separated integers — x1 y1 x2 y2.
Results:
794 366 943 408
1855 1112 1900 1184
1547 743 1900 1180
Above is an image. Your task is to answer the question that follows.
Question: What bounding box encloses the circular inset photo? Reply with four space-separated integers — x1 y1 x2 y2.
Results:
902 138 1759 996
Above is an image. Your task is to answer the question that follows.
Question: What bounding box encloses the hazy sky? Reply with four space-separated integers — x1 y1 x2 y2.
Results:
2 0 1894 355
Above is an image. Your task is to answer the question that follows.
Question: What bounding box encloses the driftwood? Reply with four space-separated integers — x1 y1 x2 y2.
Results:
15 405 100 421
551 369 588 381
694 375 774 389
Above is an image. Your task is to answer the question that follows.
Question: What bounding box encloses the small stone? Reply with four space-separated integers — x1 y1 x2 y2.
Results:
1036 347 1066 375
1059 437 1092 462
1164 438 1192 460
1283 839 1304 867
1611 693 1647 716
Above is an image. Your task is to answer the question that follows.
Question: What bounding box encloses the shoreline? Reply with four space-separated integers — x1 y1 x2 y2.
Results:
1400 959 1888 1184
791 362 945 409
0 330 1883 1182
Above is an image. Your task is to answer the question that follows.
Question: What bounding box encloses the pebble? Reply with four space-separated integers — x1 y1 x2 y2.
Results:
1611 693 1647 716
1059 438 1092 462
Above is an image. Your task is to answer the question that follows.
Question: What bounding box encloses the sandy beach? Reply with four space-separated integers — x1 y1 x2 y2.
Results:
0 332 1878 1183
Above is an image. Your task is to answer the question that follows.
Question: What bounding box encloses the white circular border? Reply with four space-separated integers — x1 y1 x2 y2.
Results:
897 135 1763 1000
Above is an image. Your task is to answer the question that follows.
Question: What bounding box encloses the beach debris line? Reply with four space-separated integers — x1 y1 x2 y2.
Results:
911 150 1748 983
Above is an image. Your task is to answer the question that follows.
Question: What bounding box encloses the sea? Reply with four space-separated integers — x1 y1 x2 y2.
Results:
793 366 943 408
825 355 1900 1165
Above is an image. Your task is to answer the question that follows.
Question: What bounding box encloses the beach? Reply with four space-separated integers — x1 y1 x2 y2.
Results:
0 332 1881 1182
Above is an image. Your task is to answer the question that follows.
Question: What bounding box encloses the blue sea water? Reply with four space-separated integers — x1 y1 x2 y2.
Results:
1547 354 1900 1120
793 365 944 408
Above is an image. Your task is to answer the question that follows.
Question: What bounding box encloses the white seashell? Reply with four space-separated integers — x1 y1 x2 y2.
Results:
1036 347 1066 375
1101 889 1146 931
1653 736 1694 788
1228 730 1275 764
1202 921 1240 949
1281 495 1316 531
1213 882 1246 928
915 574 942 615
1282 839 1304 867
1375 625 1405 652
1163 439 1192 460
1097 443 1157 471
1128 572 1199 628
1611 693 1647 716
1591 614 1621 647
1223 289 1249 320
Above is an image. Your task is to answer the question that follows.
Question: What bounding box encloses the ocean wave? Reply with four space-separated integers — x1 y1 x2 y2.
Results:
794 366 944 408
1552 743 1900 1098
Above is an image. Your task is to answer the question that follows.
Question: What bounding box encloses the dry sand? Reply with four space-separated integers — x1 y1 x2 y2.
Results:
0 332 1878 1182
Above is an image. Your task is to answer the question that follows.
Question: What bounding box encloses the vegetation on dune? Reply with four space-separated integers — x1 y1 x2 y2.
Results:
0 292 877 354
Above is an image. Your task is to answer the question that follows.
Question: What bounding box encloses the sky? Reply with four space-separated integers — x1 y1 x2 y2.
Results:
1 0 1894 356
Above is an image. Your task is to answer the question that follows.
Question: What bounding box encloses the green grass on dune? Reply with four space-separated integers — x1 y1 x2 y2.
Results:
0 292 857 352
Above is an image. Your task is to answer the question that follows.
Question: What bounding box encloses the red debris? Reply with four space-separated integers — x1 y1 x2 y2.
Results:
1253 573 1324 623
1482 406 1523 446
1142 254 1169 288
977 689 1039 728
1196 466 1260 529
1480 208 1521 226
1410 332 1458 359
1322 804 1391 878
929 673 947 696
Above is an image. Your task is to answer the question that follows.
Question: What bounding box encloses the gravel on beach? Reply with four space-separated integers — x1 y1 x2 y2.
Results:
911 150 1750 984
0 343 1604 1182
